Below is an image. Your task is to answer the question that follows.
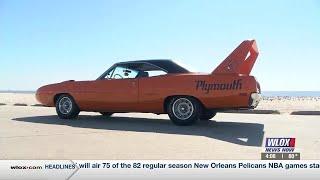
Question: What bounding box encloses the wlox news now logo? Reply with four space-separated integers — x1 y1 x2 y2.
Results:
265 138 296 153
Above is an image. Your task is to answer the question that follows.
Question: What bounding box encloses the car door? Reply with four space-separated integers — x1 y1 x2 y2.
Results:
77 66 139 112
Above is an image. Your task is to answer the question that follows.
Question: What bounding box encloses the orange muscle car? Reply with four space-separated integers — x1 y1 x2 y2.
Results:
36 40 261 125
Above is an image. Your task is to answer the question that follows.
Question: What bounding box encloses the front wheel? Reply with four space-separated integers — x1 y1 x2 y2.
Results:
55 94 80 119
167 97 201 126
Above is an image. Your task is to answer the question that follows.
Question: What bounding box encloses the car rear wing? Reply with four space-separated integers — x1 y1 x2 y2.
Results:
212 40 259 75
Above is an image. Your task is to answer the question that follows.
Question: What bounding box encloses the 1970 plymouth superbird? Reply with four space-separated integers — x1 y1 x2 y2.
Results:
36 40 261 125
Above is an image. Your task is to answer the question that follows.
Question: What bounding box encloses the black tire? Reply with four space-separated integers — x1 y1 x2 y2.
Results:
167 96 202 126
99 112 113 117
55 94 80 119
200 110 217 120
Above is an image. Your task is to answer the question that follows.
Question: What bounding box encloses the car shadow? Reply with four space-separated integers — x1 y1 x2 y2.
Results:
12 115 264 147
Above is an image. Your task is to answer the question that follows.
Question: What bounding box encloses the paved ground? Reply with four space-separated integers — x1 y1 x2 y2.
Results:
0 106 319 160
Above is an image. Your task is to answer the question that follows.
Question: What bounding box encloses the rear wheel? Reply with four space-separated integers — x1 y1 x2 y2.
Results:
200 110 216 120
99 112 113 117
55 94 80 119
167 97 201 126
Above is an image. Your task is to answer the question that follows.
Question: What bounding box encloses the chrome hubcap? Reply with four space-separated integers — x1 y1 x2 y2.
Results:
58 97 72 114
172 98 194 120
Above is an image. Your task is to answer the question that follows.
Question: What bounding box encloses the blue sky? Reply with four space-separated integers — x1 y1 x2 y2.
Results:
1 0 319 91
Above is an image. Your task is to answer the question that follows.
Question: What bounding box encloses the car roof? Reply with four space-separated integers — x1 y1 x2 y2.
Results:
116 59 190 73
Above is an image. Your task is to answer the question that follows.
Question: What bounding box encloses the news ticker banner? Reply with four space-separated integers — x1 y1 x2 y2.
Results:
1 160 320 179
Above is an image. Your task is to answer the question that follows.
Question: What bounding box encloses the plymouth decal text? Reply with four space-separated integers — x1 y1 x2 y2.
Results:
196 79 242 93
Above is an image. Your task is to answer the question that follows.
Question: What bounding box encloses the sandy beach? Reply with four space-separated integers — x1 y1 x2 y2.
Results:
0 93 38 106
258 96 320 113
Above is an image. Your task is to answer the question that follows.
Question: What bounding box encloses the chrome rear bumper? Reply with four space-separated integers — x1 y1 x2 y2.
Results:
249 92 261 108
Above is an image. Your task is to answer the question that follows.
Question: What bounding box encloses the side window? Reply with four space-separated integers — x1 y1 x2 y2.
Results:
107 66 138 79
147 70 167 77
